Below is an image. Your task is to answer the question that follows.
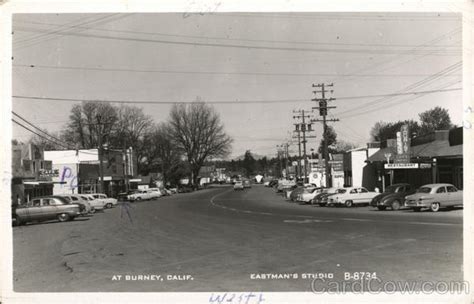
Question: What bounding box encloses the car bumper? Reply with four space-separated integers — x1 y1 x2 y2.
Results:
405 200 429 208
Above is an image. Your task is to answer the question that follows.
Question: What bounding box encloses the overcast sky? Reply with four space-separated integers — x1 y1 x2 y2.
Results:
12 12 462 158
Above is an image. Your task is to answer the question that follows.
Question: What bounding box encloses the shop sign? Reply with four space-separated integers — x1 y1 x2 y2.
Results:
328 160 343 171
394 124 411 164
39 169 59 177
384 163 419 169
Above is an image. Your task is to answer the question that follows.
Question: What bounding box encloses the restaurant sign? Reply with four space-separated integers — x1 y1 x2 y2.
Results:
394 124 411 164
384 163 418 169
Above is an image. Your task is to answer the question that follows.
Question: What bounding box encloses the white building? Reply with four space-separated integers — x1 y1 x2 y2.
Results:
343 145 380 188
44 149 99 194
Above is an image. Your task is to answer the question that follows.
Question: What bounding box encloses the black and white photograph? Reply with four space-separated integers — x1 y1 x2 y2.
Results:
1 1 473 303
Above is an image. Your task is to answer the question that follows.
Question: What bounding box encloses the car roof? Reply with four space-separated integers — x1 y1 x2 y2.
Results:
419 183 454 188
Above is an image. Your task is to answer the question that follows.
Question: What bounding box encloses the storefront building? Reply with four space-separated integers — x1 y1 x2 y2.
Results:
11 142 55 206
366 127 463 191
44 148 136 197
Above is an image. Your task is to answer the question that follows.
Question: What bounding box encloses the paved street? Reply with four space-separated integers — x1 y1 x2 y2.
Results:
13 185 463 292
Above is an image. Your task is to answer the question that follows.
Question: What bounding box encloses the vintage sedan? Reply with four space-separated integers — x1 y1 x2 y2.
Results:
405 183 463 212
81 194 106 211
312 188 339 206
328 187 379 207
91 193 118 208
127 189 162 201
234 181 244 191
297 187 324 204
14 196 81 225
370 183 416 211
243 180 252 188
57 194 93 215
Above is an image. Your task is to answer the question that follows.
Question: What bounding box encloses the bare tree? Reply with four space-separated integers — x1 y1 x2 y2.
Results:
141 123 186 184
110 105 153 173
168 102 233 187
62 101 118 149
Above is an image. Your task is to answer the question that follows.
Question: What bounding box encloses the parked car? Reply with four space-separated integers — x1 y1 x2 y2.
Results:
81 194 106 211
167 187 178 194
328 187 379 207
370 183 416 211
404 183 463 212
14 196 81 225
57 194 93 215
234 180 244 191
177 185 194 193
312 188 339 206
91 193 118 208
268 179 279 188
297 187 324 204
148 188 166 197
276 180 296 193
127 189 161 201
288 184 309 202
243 180 252 188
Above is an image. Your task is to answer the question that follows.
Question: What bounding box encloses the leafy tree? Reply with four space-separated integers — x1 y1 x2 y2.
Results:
318 125 337 154
242 150 256 177
168 101 233 187
333 140 357 153
419 106 453 135
370 120 420 142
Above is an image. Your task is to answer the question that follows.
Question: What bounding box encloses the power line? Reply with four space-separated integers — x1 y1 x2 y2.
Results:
14 14 131 50
12 118 70 149
335 62 461 117
14 26 459 56
13 19 462 49
12 111 69 147
12 88 461 105
14 63 462 78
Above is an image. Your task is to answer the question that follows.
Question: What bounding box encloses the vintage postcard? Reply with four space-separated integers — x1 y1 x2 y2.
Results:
1 1 472 303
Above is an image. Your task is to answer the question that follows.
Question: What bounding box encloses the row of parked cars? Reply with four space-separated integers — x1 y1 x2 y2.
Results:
267 179 463 212
13 193 118 226
13 187 183 226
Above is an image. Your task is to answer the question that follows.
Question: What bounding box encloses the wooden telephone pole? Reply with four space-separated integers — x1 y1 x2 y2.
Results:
311 83 339 188
293 110 316 183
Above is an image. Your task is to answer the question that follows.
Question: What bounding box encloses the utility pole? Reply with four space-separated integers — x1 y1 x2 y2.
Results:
311 83 339 188
277 143 290 179
276 146 283 178
294 126 302 179
293 110 316 183
96 114 105 194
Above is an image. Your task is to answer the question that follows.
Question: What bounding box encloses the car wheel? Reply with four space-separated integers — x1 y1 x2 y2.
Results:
57 213 70 222
377 206 386 211
90 208 96 214
136 197 142 201
391 200 401 211
430 202 440 212
345 200 353 207
413 207 422 212
106 203 112 209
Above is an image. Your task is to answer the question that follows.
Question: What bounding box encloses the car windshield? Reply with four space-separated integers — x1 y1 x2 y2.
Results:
384 185 398 193
336 189 347 194
416 187 432 193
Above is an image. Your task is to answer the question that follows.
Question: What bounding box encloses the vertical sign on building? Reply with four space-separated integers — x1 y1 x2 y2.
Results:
394 124 411 164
